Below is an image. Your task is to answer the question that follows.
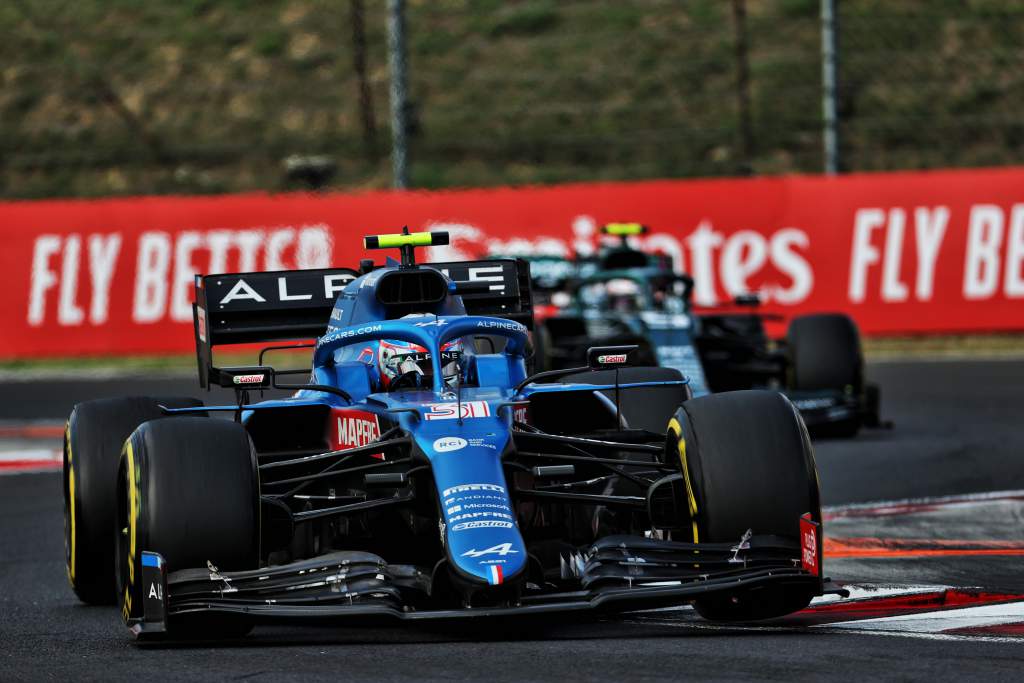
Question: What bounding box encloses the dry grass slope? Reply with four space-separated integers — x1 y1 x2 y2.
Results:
1 0 1021 198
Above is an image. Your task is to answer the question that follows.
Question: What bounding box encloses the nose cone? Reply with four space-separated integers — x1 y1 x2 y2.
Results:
415 420 527 587
439 481 527 585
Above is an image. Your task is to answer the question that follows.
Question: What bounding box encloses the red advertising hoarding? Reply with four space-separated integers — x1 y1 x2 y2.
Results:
1 166 1022 358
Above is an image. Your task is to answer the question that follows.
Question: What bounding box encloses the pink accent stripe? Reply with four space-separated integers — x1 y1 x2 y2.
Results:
0 448 62 473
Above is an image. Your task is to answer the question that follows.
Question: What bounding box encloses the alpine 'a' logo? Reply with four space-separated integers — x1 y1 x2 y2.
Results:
217 273 355 306
220 279 265 305
461 542 519 558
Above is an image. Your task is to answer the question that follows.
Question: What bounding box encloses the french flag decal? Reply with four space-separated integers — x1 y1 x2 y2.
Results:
488 565 504 585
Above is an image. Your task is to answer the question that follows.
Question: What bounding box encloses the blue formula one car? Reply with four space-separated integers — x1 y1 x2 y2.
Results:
62 230 840 639
531 224 886 438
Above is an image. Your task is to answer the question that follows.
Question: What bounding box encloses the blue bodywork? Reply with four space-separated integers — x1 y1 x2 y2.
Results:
317 312 532 587
116 247 837 637
171 262 685 589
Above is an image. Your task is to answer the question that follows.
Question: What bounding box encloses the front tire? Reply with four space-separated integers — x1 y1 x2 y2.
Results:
666 390 820 621
63 396 202 604
117 417 259 636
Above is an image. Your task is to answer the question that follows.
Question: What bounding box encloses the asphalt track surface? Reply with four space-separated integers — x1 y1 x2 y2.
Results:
2 359 1023 681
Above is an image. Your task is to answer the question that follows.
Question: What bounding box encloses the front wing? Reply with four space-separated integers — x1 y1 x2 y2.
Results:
786 383 886 432
129 535 831 638
786 389 860 429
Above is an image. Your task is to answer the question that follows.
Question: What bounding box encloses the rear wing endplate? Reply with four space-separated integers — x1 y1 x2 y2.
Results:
193 267 360 388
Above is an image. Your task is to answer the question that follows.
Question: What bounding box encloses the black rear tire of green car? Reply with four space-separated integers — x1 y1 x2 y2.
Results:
63 396 203 605
666 390 820 621
787 313 864 437
116 417 259 637
787 313 863 392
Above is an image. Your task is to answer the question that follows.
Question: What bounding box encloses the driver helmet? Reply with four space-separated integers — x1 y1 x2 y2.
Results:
605 278 642 313
368 338 463 389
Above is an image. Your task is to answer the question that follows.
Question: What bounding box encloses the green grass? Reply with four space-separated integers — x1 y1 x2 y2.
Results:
0 1 1022 198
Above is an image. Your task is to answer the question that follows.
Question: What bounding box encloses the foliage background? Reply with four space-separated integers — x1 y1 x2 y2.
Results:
1 0 1022 198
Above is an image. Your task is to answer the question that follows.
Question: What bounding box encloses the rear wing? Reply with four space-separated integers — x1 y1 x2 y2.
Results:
427 258 533 327
193 267 360 388
192 258 533 388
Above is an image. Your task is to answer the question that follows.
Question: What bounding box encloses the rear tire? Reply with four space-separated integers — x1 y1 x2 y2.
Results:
787 314 864 438
787 313 863 392
666 390 820 621
117 417 259 636
63 396 202 604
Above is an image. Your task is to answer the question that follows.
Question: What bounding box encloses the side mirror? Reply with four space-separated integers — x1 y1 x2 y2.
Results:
215 366 275 390
586 345 638 369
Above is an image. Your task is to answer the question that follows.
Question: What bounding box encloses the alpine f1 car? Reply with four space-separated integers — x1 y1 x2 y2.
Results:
530 223 885 438
63 229 840 640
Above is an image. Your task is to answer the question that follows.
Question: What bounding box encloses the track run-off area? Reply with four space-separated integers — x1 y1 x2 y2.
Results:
1 359 1023 681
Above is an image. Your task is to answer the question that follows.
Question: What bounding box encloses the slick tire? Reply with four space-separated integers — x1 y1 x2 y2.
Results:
787 313 863 392
665 390 820 621
787 314 864 438
116 417 259 637
64 396 203 605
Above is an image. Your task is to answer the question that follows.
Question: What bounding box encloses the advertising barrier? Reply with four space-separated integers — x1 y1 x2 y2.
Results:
2 166 1023 357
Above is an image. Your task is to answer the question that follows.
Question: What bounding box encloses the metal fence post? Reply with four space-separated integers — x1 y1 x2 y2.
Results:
387 0 410 189
731 0 754 174
821 0 840 174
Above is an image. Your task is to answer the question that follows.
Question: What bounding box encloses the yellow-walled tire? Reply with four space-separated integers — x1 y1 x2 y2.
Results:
787 313 863 393
665 390 821 621
63 397 203 605
117 417 259 635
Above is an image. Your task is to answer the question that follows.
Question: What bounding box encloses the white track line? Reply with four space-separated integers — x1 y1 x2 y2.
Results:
823 601 1024 633
816 629 1024 645
808 583 956 605
0 449 61 463
628 602 1024 644
824 489 1024 515
634 584 958 615
0 448 62 475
